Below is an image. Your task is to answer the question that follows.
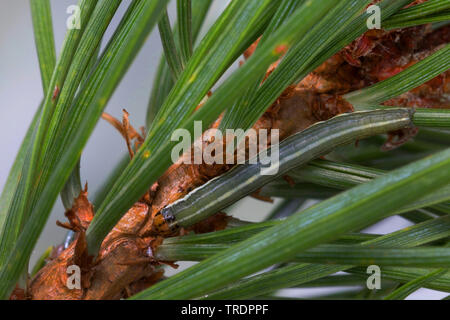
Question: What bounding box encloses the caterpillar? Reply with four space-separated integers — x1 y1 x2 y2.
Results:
150 109 415 234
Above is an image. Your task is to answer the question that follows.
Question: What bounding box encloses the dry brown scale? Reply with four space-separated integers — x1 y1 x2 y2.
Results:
26 2 449 299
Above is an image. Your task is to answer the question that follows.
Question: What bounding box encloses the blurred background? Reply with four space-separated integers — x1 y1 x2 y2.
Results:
0 0 445 299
